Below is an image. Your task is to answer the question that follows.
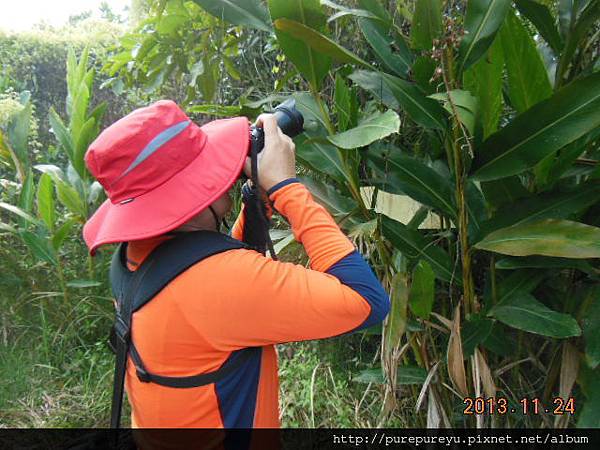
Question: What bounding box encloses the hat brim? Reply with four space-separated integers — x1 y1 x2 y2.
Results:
83 116 249 255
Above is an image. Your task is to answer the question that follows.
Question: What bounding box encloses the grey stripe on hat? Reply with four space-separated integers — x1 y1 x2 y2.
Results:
113 119 191 184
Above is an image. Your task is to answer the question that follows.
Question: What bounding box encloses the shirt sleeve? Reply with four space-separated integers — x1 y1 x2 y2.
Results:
173 182 390 351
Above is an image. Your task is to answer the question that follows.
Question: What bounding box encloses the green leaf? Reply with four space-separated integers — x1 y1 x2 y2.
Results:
157 14 188 34
463 35 504 138
49 107 74 162
496 269 545 304
19 230 57 266
348 70 399 110
273 18 370 68
490 293 581 338
556 0 600 86
500 10 552 114
67 280 102 288
458 0 511 73
577 364 600 428
581 286 600 368
187 104 242 117
322 0 381 22
409 260 435 319
384 271 409 355
334 74 352 132
412 56 437 94
353 368 384 384
299 176 357 222
327 110 400 149
18 170 35 215
269 0 331 91
475 219 600 258
296 137 347 183
293 92 331 132
515 0 563 53
479 181 600 237
7 100 31 170
350 70 447 130
358 18 412 77
397 365 428 385
367 146 457 218
55 180 87 219
480 176 529 209
429 89 479 135
496 256 594 274
0 202 39 225
411 0 442 50
482 323 514 356
192 0 272 32
73 117 96 178
382 216 461 286
51 219 76 251
34 164 67 183
37 173 55 232
462 318 494 358
472 72 600 181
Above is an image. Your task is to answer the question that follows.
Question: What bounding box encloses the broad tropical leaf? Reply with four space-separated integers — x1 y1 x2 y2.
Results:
490 293 581 338
429 89 478 135
37 173 55 232
49 107 74 162
368 146 457 218
515 0 563 53
409 260 435 318
348 70 398 110
274 18 370 68
0 202 39 225
296 136 347 183
475 219 600 258
358 18 412 77
478 181 600 237
382 216 461 285
269 0 331 91
463 37 504 138
19 230 57 266
350 70 447 130
458 0 511 73
327 110 400 149
495 268 545 303
192 0 272 32
299 176 357 222
496 256 595 275
462 318 494 358
411 0 442 50
473 72 600 181
500 10 552 114
582 286 600 369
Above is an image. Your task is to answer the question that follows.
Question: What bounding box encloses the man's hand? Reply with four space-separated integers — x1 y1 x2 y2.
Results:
243 113 296 192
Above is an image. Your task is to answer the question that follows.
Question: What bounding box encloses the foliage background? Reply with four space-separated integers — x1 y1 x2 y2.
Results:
1 0 599 429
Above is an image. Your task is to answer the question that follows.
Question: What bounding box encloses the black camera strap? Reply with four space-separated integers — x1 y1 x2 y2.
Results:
249 136 278 261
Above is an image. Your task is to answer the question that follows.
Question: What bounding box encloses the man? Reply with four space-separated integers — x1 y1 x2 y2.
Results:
83 100 390 428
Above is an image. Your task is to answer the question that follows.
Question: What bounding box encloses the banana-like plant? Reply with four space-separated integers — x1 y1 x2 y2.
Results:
182 0 600 427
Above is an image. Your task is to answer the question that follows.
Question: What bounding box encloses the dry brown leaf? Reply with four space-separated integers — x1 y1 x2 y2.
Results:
475 348 496 399
555 342 579 428
447 304 468 398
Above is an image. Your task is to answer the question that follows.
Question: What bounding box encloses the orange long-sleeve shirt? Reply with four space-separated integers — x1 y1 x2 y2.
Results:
124 181 389 428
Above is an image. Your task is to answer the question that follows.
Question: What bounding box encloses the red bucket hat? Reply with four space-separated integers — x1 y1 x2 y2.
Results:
83 100 249 255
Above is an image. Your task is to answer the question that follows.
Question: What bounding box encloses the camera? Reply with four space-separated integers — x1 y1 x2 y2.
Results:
249 98 305 155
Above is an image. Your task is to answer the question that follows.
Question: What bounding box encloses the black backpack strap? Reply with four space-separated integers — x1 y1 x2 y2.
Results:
129 344 260 387
109 230 249 429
